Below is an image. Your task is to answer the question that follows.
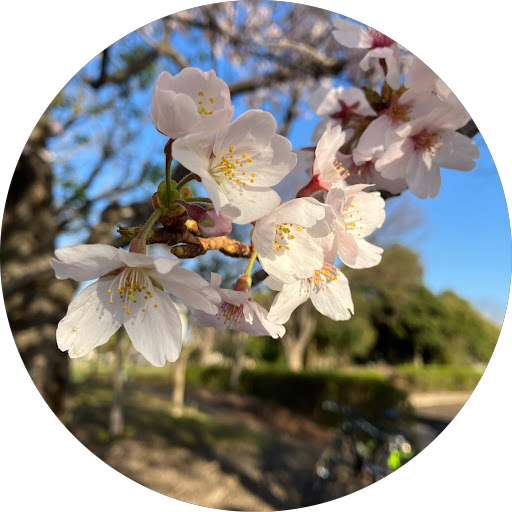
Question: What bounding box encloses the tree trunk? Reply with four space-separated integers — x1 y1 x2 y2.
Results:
109 332 125 436
282 301 317 372
229 331 247 390
172 343 193 416
196 327 216 365
1 110 73 413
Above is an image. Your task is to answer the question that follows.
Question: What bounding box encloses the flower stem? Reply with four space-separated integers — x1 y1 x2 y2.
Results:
234 249 258 292
163 138 175 207
177 173 199 191
243 249 258 278
186 197 213 204
129 208 165 253
165 154 173 207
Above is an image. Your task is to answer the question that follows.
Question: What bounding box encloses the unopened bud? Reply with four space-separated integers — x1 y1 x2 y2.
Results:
176 200 232 237
155 179 179 208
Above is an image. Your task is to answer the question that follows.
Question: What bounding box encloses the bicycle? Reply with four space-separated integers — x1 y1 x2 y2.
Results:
302 400 431 507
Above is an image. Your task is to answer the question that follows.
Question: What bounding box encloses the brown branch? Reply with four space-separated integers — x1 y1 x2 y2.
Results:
118 223 252 259
87 49 159 88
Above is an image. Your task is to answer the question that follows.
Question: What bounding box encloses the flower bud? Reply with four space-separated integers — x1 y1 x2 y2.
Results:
176 200 232 237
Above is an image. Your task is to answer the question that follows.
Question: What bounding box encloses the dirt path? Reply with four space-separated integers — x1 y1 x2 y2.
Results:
62 382 471 510
409 390 472 451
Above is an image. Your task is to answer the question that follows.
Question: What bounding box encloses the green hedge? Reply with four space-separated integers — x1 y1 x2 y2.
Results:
393 364 484 391
185 364 410 423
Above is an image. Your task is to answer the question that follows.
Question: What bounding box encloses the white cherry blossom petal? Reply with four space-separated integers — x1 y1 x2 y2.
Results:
213 109 277 156
219 184 281 224
52 244 123 281
268 280 310 324
243 300 286 338
350 238 384 269
436 131 480 171
151 69 234 139
124 288 183 366
154 267 220 314
332 18 372 48
56 278 123 358
310 269 354 321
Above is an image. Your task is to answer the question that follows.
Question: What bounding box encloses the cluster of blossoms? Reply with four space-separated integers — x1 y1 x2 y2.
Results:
52 18 479 366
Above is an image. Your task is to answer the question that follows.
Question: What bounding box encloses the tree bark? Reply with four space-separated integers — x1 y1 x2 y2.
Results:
229 332 247 390
1 110 73 413
109 332 125 436
172 342 194 416
282 302 317 372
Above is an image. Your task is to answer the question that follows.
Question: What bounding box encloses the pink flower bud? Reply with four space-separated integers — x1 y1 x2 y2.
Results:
176 200 232 237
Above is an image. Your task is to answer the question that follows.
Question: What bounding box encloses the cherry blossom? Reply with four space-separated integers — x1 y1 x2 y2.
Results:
252 198 336 284
263 234 352 323
326 183 385 269
296 124 348 197
375 107 480 198
353 56 470 168
51 244 220 366
151 68 234 139
339 153 407 195
191 273 285 338
308 85 375 143
172 109 297 224
264 262 353 323
332 18 402 89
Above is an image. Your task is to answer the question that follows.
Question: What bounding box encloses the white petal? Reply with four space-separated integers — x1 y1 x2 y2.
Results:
333 18 371 48
51 244 122 281
342 187 386 237
243 300 286 339
308 86 340 116
258 232 324 284
348 238 383 269
273 197 331 229
336 227 359 266
154 267 220 314
262 276 285 291
172 132 215 178
406 152 441 199
268 280 310 324
242 134 297 187
375 139 411 180
219 184 281 224
214 109 277 157
124 289 182 366
56 279 123 358
119 250 159 269
210 272 222 288
353 116 393 164
220 289 250 306
152 257 182 275
436 131 479 171
310 271 354 321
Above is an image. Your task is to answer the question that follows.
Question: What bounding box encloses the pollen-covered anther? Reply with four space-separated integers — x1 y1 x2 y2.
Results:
273 222 304 253
212 149 257 187
108 267 155 313
310 263 339 290
218 302 244 328
333 157 350 180
412 131 444 153
197 91 215 115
